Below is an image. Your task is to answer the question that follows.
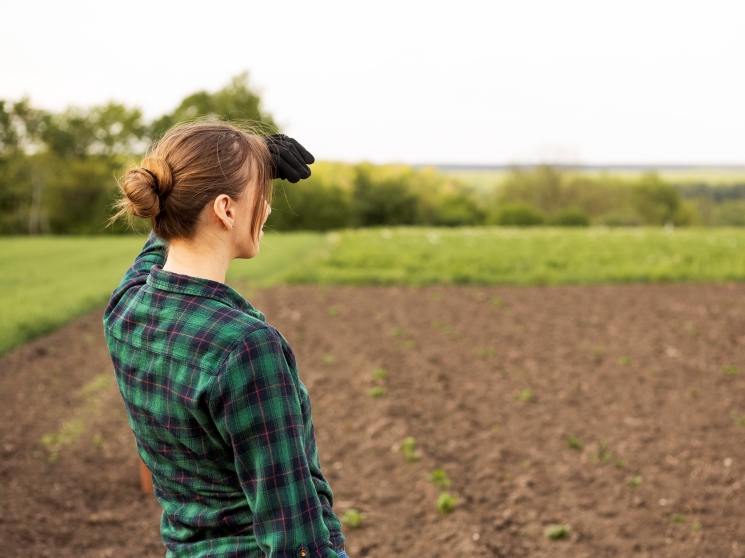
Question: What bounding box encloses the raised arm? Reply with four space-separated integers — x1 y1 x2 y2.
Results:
209 327 342 558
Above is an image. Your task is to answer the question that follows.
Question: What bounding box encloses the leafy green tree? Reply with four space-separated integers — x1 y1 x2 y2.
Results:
41 102 147 159
44 156 120 234
632 173 681 225
498 165 563 215
150 72 277 137
0 99 50 234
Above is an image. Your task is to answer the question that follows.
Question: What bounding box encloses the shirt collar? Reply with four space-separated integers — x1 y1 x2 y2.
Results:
146 265 265 321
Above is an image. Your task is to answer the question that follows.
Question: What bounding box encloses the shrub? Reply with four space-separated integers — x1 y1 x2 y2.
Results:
268 175 351 231
352 164 420 226
432 191 486 226
551 208 590 227
490 202 545 226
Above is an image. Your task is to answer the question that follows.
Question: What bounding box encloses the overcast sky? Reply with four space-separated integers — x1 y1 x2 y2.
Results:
2 0 743 165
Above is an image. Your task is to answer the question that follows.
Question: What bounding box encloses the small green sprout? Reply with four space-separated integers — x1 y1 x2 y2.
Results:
402 340 416 349
436 492 457 514
490 297 502 308
327 306 340 317
514 388 533 402
723 365 739 377
427 469 451 489
567 435 584 451
692 522 702 532
401 436 420 462
544 524 570 540
628 476 643 488
668 514 685 523
619 356 631 366
432 319 450 332
367 386 385 398
490 424 500 433
730 411 745 426
431 293 442 302
615 459 625 469
322 353 335 365
593 442 611 463
476 347 495 359
371 368 388 380
688 389 698 399
689 329 698 338
389 327 405 337
340 508 366 528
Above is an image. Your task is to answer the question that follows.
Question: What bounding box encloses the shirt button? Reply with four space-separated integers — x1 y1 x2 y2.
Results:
299 550 307 557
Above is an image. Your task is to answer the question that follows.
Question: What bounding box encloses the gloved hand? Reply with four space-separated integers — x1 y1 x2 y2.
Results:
264 134 315 183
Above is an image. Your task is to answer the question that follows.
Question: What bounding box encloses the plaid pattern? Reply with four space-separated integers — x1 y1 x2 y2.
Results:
102 232 345 558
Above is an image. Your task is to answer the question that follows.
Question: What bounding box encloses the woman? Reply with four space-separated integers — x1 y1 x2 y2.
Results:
103 122 347 558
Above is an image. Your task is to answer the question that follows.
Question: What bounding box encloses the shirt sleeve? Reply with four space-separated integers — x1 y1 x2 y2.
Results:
209 326 341 558
278 337 345 551
305 426 346 551
117 230 168 288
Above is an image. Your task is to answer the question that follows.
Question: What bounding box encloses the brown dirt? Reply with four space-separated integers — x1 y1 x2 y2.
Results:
1 284 744 558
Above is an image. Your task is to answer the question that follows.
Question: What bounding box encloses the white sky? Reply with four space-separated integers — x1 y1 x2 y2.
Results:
1 0 743 165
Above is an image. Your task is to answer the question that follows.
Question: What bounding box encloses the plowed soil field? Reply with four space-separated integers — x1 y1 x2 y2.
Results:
1 284 744 558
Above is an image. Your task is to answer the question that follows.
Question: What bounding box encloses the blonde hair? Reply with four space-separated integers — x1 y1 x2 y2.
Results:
111 121 272 242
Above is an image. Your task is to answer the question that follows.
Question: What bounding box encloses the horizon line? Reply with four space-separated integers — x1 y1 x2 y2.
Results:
413 163 745 171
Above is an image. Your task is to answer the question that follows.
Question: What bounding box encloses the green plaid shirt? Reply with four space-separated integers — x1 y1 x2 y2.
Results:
103 232 345 558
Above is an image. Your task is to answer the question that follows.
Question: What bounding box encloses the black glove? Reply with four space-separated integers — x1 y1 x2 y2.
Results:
264 134 315 183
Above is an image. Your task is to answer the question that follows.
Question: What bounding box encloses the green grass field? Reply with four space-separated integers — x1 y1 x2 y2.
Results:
0 233 325 356
2 227 745 355
275 227 745 285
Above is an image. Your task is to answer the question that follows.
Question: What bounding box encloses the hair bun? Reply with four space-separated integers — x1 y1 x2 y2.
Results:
121 158 174 219
141 157 174 198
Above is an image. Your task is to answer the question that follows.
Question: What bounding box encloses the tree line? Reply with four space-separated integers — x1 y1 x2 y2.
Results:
1 73 742 235
0 73 275 235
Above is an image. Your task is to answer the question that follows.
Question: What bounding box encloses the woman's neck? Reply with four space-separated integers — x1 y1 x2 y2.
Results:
162 236 232 284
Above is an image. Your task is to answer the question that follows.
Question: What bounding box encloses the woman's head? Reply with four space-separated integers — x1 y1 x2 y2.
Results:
113 121 272 257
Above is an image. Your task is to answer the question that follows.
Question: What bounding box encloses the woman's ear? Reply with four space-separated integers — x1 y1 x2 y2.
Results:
212 194 236 231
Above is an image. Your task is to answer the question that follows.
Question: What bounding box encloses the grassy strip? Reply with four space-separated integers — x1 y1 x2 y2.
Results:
2 227 745 355
278 227 745 286
0 232 325 356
